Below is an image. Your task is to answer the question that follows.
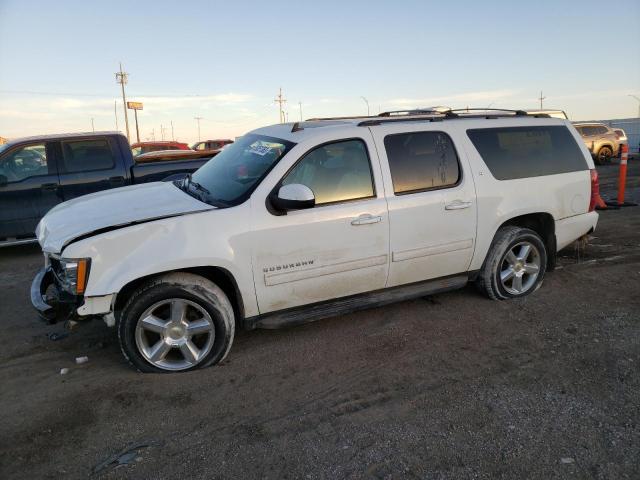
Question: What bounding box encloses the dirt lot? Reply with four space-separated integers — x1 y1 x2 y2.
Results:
1 162 639 480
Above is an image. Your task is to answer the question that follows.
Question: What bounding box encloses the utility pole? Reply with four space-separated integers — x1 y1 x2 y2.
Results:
360 96 370 116
171 121 175 141
274 88 287 123
628 95 640 118
194 117 203 141
91 118 95 132
150 128 155 141
538 90 546 110
114 100 119 131
115 63 131 142
299 101 303 121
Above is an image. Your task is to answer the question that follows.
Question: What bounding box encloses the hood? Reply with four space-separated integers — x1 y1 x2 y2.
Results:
37 181 214 253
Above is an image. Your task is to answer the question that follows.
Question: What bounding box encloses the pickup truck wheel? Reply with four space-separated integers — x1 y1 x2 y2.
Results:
118 273 235 373
478 226 547 300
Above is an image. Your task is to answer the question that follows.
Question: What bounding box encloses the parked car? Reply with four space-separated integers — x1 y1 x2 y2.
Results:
131 141 190 157
32 110 599 373
192 139 234 152
573 122 620 164
612 128 628 156
0 132 210 245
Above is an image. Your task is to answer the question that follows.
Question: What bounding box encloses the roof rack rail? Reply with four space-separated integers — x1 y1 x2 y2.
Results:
357 108 537 127
378 109 440 117
447 108 528 116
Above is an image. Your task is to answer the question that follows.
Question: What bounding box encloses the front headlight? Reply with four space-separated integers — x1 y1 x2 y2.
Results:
52 257 91 295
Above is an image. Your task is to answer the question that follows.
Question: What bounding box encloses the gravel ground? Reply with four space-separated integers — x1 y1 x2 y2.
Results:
0 161 638 480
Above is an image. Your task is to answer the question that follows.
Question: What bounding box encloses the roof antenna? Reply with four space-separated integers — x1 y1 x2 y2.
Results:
291 122 304 133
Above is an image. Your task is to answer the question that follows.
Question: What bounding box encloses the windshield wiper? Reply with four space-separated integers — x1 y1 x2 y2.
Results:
183 173 210 195
179 173 230 207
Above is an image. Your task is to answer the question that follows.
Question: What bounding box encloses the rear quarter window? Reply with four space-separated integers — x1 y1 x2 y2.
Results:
466 126 588 180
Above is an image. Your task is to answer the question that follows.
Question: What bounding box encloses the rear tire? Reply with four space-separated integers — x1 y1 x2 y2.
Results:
118 272 235 373
478 226 547 300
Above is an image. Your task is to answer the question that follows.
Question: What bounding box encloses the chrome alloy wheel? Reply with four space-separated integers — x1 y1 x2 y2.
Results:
499 241 541 295
135 299 215 371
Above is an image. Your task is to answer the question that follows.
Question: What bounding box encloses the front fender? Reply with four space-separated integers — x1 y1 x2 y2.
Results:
61 204 259 317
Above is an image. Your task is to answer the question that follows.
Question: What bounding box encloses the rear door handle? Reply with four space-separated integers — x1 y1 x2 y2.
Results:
41 182 58 191
445 200 472 210
351 214 382 226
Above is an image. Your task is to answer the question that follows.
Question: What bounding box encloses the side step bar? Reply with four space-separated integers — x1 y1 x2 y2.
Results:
245 274 469 330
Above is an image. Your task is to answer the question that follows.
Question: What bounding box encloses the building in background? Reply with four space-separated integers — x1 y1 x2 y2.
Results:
0 136 7 145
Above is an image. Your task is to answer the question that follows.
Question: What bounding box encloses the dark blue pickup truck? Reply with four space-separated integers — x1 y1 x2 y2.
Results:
0 131 212 246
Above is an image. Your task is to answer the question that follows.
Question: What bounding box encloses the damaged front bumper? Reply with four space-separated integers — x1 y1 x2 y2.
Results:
30 267 78 323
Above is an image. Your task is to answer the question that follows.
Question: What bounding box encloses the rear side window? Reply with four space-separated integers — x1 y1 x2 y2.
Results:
384 131 460 194
61 139 115 173
467 126 588 180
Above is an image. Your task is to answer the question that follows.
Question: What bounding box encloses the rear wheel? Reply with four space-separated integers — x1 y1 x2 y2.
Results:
478 226 547 300
118 273 235 373
596 146 613 164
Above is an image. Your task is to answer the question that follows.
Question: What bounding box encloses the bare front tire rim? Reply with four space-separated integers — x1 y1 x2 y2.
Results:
499 241 541 295
135 298 215 371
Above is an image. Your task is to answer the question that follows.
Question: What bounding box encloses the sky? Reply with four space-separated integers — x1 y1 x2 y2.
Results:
1 0 639 144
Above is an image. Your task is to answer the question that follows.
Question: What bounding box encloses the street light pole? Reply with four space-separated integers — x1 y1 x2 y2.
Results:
361 96 370 116
194 117 203 141
629 95 640 118
115 63 131 142
91 118 95 132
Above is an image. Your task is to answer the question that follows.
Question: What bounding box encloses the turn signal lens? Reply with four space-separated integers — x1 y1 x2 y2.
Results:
76 259 89 295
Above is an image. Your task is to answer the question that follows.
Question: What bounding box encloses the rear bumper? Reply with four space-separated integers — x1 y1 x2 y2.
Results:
556 211 599 251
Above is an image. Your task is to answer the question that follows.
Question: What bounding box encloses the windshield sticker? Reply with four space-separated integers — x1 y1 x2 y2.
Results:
248 144 273 156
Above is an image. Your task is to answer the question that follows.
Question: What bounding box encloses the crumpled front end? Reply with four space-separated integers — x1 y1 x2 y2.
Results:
30 255 90 324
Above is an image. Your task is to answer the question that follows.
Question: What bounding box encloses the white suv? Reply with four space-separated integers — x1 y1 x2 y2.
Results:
32 109 599 373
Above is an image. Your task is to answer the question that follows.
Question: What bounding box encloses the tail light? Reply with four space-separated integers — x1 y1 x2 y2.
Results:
589 168 599 212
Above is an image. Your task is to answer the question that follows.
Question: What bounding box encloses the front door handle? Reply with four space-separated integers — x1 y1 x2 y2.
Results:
351 214 382 226
41 182 58 191
445 200 472 210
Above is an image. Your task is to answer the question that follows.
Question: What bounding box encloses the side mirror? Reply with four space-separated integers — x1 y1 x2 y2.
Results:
0 175 7 187
271 184 315 211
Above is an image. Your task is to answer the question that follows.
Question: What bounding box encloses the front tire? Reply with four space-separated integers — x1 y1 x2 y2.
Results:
478 226 547 300
118 273 235 373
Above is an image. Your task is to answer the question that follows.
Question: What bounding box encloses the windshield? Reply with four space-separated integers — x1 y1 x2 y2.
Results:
184 134 295 207
0 143 9 154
